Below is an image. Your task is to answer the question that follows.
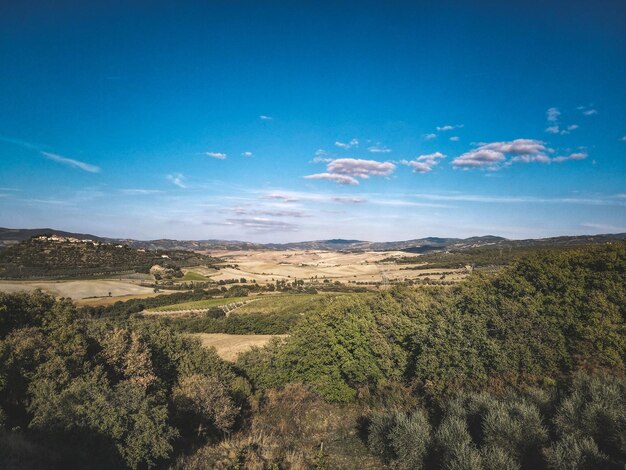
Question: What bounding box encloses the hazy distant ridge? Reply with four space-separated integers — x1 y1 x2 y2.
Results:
1 227 623 253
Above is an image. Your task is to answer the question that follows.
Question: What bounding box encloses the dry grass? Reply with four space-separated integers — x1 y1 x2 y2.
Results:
74 292 167 307
0 279 157 300
190 333 287 361
202 249 468 285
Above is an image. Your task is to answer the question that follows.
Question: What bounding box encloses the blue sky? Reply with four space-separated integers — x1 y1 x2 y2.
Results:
0 0 625 242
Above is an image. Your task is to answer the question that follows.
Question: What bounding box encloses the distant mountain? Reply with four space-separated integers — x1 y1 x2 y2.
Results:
1 227 623 254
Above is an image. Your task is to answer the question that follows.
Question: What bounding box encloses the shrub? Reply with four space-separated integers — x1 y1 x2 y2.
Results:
545 434 609 470
553 373 626 463
367 408 431 469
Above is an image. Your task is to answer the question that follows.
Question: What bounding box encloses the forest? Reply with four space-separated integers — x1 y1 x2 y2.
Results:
0 242 624 469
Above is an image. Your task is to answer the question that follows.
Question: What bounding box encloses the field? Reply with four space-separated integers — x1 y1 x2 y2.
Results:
189 333 287 361
0 279 157 300
205 249 469 284
0 248 468 304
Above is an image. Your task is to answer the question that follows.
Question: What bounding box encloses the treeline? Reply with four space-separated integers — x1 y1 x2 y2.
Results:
0 237 216 279
171 310 300 335
388 243 604 269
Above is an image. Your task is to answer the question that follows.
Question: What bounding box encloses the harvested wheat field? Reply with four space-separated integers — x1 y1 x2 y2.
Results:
190 333 287 361
0 279 157 300
204 249 461 284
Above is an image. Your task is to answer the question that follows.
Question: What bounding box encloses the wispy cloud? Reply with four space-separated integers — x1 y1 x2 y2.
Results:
332 196 367 204
423 133 437 140
1 136 102 173
367 143 391 153
206 151 227 159
167 173 187 188
413 193 623 206
546 107 561 122
304 173 359 185
259 115 273 120
577 105 598 116
259 190 366 205
241 151 253 157
0 135 40 150
401 152 446 173
120 189 163 195
544 107 578 135
261 192 300 202
450 136 460 141
41 152 101 173
436 124 464 131
552 152 588 163
334 138 359 149
222 217 298 232
228 207 308 218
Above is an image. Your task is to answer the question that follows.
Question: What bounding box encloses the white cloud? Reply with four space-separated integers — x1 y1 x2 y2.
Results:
241 151 253 157
259 115 273 120
452 148 506 169
206 152 227 159
315 149 327 156
326 158 396 178
545 125 560 134
546 107 561 122
450 136 460 141
401 152 446 173
583 109 597 116
41 152 101 173
436 124 464 131
453 139 557 170
367 144 392 153
334 138 359 149
622 136 626 142
552 152 588 163
424 133 437 140
567 124 579 131
167 173 187 188
304 173 359 185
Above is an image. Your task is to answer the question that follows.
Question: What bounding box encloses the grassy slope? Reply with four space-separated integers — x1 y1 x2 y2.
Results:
147 296 251 312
